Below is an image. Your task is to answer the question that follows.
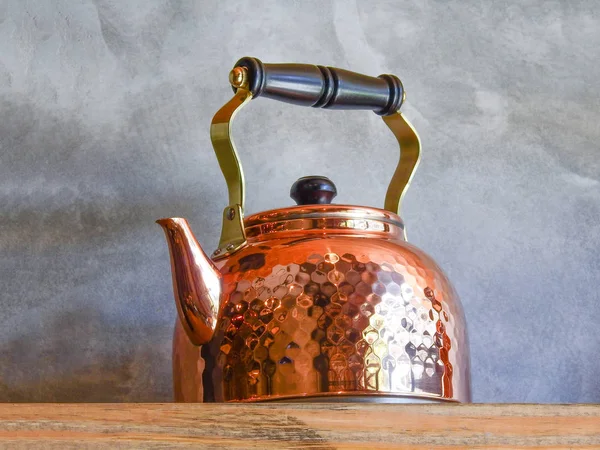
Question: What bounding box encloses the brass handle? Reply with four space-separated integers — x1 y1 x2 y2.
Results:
210 58 421 259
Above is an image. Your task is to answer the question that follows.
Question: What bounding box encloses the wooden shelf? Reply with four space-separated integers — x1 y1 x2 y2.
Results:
1 403 599 448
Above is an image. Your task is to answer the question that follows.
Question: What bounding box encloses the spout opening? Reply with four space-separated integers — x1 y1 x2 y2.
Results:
156 217 190 229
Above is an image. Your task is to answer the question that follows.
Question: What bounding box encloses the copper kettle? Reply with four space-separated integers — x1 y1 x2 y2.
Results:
158 57 471 403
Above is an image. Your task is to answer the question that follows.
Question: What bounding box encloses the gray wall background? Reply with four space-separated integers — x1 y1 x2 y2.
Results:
1 0 598 403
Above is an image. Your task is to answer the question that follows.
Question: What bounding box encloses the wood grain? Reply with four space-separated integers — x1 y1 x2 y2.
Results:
0 403 599 449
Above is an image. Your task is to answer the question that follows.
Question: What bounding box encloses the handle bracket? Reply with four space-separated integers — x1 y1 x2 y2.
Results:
210 87 252 258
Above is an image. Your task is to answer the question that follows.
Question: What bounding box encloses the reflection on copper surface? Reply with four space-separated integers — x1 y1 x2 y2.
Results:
173 320 203 402
164 206 471 403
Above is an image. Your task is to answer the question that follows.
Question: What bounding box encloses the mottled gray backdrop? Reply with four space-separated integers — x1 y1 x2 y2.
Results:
1 0 599 402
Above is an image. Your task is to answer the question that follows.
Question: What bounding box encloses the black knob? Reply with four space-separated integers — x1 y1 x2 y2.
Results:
290 176 337 205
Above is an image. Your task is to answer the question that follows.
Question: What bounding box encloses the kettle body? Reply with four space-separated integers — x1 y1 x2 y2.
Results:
168 205 470 402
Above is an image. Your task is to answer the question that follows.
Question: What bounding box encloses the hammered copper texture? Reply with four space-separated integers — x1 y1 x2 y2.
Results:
168 217 465 403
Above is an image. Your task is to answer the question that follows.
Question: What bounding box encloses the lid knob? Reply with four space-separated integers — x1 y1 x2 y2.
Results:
290 176 337 205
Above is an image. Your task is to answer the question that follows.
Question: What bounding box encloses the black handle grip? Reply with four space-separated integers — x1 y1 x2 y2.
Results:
233 57 404 116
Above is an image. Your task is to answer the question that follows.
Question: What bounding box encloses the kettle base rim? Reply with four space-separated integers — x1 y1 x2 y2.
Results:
220 392 459 404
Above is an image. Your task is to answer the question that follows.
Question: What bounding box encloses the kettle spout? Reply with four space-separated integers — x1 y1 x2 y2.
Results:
157 218 221 346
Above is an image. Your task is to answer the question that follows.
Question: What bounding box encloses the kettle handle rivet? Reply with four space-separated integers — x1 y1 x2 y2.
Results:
229 67 248 89
226 208 236 220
